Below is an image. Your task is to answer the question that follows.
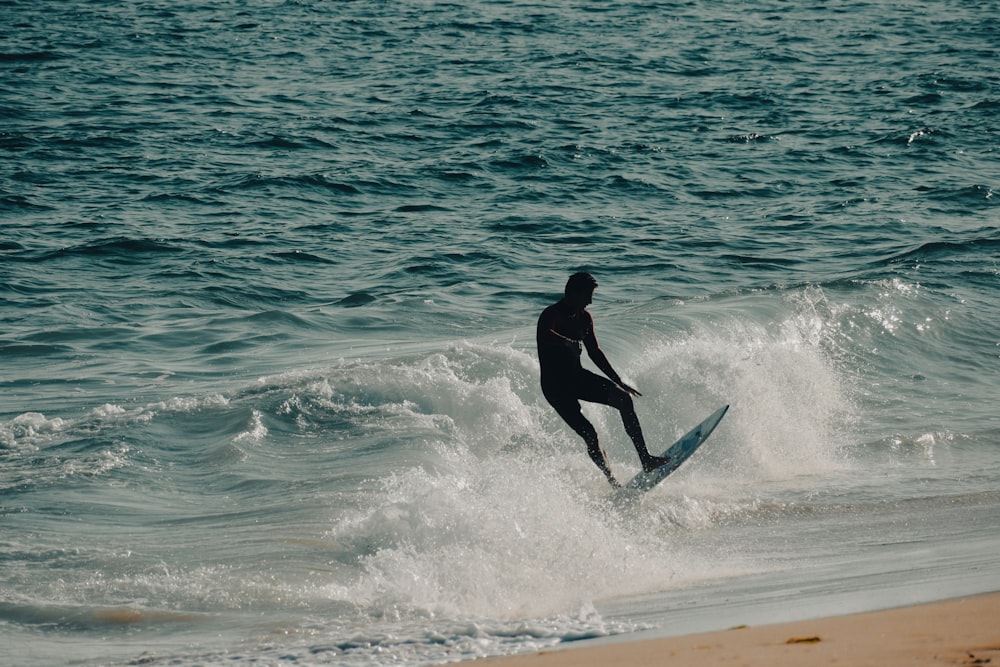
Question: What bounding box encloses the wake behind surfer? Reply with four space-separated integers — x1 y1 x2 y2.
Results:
536 272 669 487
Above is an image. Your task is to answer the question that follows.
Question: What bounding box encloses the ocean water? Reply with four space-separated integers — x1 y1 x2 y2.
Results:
2 0 998 665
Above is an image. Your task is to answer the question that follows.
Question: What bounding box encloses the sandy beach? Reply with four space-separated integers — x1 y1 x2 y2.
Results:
464 593 1000 667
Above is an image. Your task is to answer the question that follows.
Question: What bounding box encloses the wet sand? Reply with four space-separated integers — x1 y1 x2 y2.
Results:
463 592 1000 667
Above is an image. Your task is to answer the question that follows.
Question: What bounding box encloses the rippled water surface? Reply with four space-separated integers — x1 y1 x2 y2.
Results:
2 0 998 665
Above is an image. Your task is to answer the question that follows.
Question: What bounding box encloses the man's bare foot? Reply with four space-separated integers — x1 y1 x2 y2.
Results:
642 455 671 473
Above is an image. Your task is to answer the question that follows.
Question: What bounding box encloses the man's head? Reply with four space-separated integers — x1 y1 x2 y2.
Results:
565 272 598 296
564 272 598 308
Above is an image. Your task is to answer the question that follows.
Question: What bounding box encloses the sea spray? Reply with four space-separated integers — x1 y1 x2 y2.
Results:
301 323 855 622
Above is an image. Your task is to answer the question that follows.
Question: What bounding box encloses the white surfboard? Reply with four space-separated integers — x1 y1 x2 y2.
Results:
620 404 729 494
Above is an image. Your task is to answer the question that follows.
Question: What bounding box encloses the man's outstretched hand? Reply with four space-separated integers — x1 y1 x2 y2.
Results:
618 382 642 397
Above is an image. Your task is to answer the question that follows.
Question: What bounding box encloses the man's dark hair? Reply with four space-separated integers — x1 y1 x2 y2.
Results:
565 272 598 295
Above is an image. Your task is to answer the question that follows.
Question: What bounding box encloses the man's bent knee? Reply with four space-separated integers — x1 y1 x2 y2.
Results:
608 388 633 411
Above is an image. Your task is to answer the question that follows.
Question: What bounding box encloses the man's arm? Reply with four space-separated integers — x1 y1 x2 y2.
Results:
583 315 642 397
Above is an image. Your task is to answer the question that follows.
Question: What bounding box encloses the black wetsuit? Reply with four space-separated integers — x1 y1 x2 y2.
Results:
536 300 622 439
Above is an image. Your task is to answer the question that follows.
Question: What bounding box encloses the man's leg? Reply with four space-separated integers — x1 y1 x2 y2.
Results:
562 371 671 475
583 422 621 489
580 421 619 488
544 386 620 487
563 406 620 487
606 387 670 473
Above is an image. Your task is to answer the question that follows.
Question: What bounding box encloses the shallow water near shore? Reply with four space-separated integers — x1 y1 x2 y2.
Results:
3 0 998 665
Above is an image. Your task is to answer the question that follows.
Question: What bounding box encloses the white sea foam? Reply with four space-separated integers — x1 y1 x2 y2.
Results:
2 412 66 448
307 337 816 624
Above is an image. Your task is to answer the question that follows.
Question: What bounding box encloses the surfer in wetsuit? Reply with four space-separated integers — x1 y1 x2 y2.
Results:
537 272 669 487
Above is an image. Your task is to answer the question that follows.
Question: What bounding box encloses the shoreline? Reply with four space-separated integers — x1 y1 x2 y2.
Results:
461 592 1000 667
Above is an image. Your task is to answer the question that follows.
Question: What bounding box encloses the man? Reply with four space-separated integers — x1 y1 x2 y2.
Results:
536 272 669 487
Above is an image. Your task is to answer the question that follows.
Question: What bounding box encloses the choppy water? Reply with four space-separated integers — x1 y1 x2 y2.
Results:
2 0 998 665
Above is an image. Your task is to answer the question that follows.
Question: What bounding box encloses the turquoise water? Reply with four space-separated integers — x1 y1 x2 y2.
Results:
2 1 998 665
